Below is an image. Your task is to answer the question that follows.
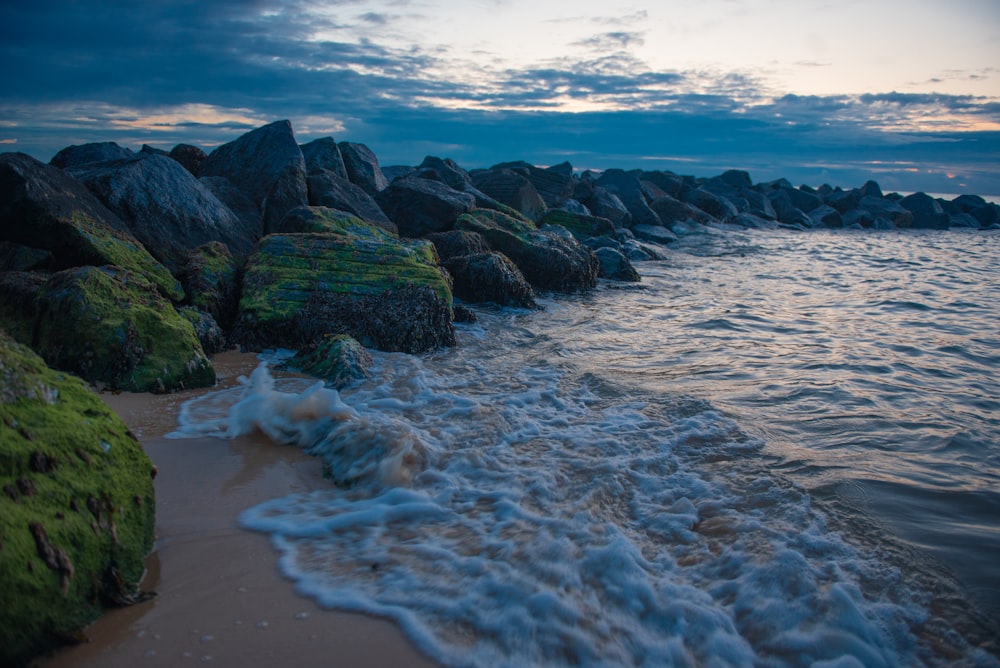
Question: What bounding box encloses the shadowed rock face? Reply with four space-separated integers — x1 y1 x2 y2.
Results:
376 176 477 238
169 143 207 177
339 141 389 196
0 152 183 301
306 170 395 231
200 120 308 235
470 170 547 223
49 142 134 169
0 331 156 666
301 137 348 180
444 251 537 309
67 153 258 271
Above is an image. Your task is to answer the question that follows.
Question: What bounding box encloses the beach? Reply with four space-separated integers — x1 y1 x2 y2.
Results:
34 351 436 668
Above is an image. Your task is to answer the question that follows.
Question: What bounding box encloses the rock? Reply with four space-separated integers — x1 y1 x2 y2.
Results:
594 247 640 282
807 205 843 228
418 156 471 190
31 266 215 392
0 331 155 666
200 120 308 235
969 203 999 228
900 192 944 215
454 209 598 293
376 176 476 238
282 334 373 389
582 187 632 227
233 225 454 353
594 170 661 227
637 170 684 197
858 196 913 228
0 153 183 301
733 212 779 229
199 176 264 241
910 212 950 230
859 180 883 198
622 239 665 261
444 252 537 308
489 161 574 208
179 241 241 331
49 142 134 169
426 230 491 263
684 188 738 221
338 142 389 196
168 144 207 177
300 137 348 179
470 170 547 223
649 194 716 227
140 144 168 156
842 209 875 229
557 199 592 216
951 194 988 212
306 170 395 231
67 154 258 271
0 242 52 272
826 188 862 213
382 165 416 182
179 307 226 355
0 271 48 343
631 224 679 245
539 209 617 241
948 213 981 228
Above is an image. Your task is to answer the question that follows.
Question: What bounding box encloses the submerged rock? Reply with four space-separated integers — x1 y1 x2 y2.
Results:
594 246 641 282
282 334 373 389
0 153 182 301
0 331 155 665
33 266 215 392
233 222 454 354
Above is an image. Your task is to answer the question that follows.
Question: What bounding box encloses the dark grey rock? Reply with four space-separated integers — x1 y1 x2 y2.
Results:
470 170 547 222
650 194 716 226
339 141 389 196
631 224 679 245
684 188 738 221
301 137 348 179
418 156 471 190
169 144 207 176
594 246 640 282
50 142 134 169
307 169 394 230
807 205 843 229
900 192 944 215
444 251 537 308
858 196 913 228
199 176 264 241
376 176 476 237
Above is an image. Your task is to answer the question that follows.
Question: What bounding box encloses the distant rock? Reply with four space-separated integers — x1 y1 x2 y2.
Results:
0 331 155 666
594 246 640 282
376 176 476 238
444 251 537 308
470 170 547 223
419 156 472 190
307 170 395 231
858 196 913 228
300 137 348 179
0 152 182 301
649 194 716 227
339 142 389 196
49 142 134 169
900 192 944 215
807 205 843 229
631 224 679 245
200 120 308 235
539 209 617 241
455 209 598 293
140 144 168 156
67 153 258 271
169 143 207 177
684 187 738 221
594 170 661 227
580 186 632 228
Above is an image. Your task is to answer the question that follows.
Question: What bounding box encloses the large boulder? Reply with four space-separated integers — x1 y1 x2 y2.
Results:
200 120 308 235
807 205 843 229
306 170 395 231
580 186 632 227
684 187 738 221
418 156 472 190
900 192 944 215
858 196 913 228
492 160 575 207
425 230 491 262
199 175 265 241
0 153 182 301
470 170 547 223
179 241 241 331
594 169 662 227
32 266 215 392
339 142 389 196
0 271 48 343
300 137 348 180
444 252 537 308
168 144 207 177
67 153 258 271
0 331 156 666
539 209 617 241
376 176 476 238
233 223 454 354
454 209 598 293
594 246 640 282
649 194 716 227
49 142 134 169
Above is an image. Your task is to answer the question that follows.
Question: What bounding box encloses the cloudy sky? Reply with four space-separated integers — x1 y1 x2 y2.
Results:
2 0 999 193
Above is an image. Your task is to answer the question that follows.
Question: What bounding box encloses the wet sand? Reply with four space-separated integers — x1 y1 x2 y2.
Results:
34 352 436 668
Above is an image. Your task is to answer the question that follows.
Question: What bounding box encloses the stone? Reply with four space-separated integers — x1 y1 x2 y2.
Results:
0 242 52 272
594 247 640 282
858 196 913 228
649 194 716 227
426 230 491 263
0 271 48 343
67 154 258 271
444 252 537 308
859 180 883 198
49 142 134 169
179 307 226 355
168 144 207 177
454 209 598 293
300 137 348 179
179 241 241 331
199 176 264 241
470 170 547 223
539 209 617 241
630 224 679 245
900 192 944 215
582 187 631 228
31 266 215 392
376 176 476 238
0 331 155 666
306 170 395 231
140 144 168 156
282 334 373 389
910 212 950 230
200 120 308 235
826 188 862 213
418 156 472 190
594 170 661 227
233 225 454 354
807 205 843 228
339 142 389 196
0 153 182 301
842 209 875 229
684 188 738 221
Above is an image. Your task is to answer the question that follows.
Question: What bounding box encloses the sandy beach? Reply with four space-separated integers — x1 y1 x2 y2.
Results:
33 352 436 668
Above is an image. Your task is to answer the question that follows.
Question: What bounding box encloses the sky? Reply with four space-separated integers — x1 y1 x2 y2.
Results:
2 0 999 194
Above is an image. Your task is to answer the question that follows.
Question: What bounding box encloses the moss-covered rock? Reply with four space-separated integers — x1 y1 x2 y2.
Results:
179 241 241 331
282 334 373 389
0 331 156 665
454 209 599 293
33 267 215 392
179 307 226 355
444 252 537 308
0 153 184 302
233 218 455 353
539 209 618 242
0 271 47 345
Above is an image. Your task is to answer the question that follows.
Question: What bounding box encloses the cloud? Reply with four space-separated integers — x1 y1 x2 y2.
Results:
572 31 646 51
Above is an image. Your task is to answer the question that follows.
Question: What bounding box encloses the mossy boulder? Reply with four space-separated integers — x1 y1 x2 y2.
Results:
233 218 455 353
539 209 618 242
33 266 215 392
0 153 183 302
0 271 47 344
0 331 156 665
179 241 241 331
454 209 599 293
281 334 373 389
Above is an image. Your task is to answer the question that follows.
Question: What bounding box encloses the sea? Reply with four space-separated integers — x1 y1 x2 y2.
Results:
170 226 1000 667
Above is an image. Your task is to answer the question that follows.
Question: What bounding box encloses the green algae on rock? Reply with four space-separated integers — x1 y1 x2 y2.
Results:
282 334 374 389
34 266 215 392
180 241 241 331
539 209 618 242
233 214 454 353
0 331 155 665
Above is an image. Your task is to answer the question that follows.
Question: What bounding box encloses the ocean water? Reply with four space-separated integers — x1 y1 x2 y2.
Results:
172 227 1000 667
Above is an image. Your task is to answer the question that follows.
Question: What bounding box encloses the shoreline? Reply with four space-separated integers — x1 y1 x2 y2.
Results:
33 351 436 668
